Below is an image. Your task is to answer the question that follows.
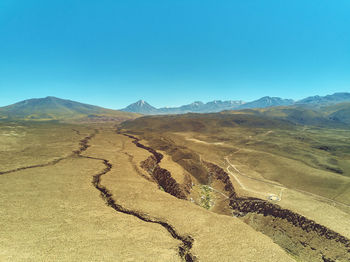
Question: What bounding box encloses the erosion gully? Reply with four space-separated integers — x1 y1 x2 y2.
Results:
78 130 197 262
0 129 96 176
1 128 196 261
4 126 349 261
122 132 350 262
205 162 350 261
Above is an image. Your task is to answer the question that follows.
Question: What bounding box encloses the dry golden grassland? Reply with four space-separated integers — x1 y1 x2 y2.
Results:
169 127 350 238
120 114 350 261
1 122 293 261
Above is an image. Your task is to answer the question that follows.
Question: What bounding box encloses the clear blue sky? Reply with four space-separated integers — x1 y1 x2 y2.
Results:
0 0 349 109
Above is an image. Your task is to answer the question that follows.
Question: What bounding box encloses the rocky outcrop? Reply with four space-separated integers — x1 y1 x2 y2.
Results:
182 173 193 195
141 155 187 199
230 197 350 247
123 134 163 163
203 162 350 260
203 161 237 198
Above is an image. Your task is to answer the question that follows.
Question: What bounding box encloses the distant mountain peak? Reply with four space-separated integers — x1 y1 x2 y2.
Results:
121 100 157 114
41 96 61 101
135 99 147 106
238 96 294 109
191 101 204 106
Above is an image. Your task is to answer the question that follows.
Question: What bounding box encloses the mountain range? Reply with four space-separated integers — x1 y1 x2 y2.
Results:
296 92 350 106
121 92 350 115
121 99 245 114
0 92 349 125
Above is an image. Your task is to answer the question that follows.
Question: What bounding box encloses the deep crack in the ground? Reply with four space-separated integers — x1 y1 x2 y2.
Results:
0 157 68 176
122 133 188 199
78 131 197 262
1 129 197 260
0 129 98 176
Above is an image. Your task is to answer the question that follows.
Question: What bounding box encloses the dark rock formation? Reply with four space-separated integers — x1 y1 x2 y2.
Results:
124 134 189 200
141 155 187 199
203 161 237 198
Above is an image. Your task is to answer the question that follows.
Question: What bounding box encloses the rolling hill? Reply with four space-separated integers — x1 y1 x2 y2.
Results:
326 102 350 124
121 112 296 134
248 103 350 127
0 96 138 121
229 106 344 127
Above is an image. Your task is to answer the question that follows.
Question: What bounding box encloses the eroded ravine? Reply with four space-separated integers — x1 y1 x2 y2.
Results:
123 134 190 200
1 128 196 261
204 161 350 262
78 132 197 262
122 133 350 261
